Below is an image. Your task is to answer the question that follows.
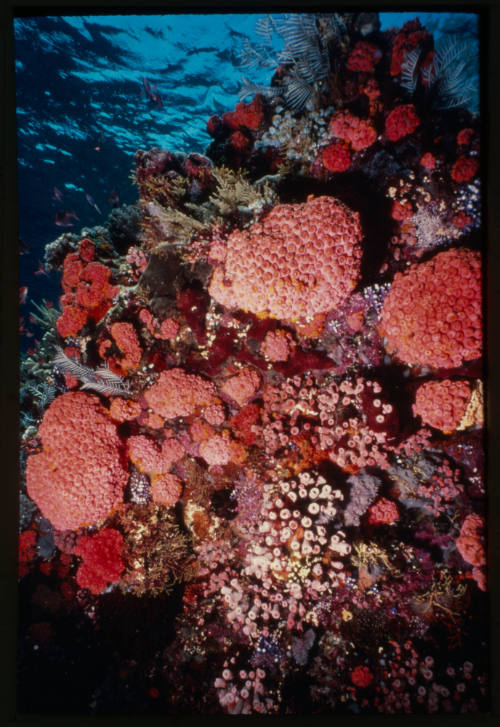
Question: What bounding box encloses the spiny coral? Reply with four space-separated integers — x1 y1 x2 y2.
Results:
25 392 127 530
209 196 363 321
379 248 482 368
115 502 195 596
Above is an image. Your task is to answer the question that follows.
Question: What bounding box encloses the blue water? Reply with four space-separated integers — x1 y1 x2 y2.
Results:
14 11 479 347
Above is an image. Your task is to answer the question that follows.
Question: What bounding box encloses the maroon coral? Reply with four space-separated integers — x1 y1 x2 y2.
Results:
26 392 127 530
380 248 482 368
208 196 363 321
390 19 432 76
222 94 265 132
56 244 118 339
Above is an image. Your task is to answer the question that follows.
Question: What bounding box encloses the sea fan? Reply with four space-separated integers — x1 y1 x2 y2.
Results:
237 12 345 112
400 47 422 95
283 72 313 110
239 37 276 70
399 35 478 112
431 35 478 110
238 78 283 102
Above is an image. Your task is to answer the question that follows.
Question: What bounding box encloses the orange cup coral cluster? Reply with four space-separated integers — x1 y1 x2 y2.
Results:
379 248 482 368
56 239 118 338
208 195 363 321
329 110 378 152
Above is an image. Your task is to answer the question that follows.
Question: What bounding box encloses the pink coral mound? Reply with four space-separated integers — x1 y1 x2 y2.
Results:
380 248 482 368
26 392 127 530
143 368 221 421
208 196 363 321
74 528 124 594
456 513 486 567
151 473 183 507
260 329 295 362
221 367 260 407
109 321 142 374
199 432 247 466
413 379 471 433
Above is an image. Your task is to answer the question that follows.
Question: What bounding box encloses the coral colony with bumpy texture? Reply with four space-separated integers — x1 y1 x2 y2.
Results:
18 12 487 715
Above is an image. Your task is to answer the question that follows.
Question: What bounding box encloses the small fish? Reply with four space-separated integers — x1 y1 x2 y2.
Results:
35 261 50 277
85 193 101 215
108 189 120 208
151 91 163 108
55 210 79 227
142 77 163 108
19 286 28 304
52 186 63 201
142 76 153 96
94 130 104 152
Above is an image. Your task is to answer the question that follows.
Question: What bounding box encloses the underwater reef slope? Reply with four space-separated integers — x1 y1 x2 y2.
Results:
19 12 487 715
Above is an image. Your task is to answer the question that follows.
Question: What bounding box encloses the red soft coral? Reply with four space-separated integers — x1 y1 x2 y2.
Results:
74 528 124 594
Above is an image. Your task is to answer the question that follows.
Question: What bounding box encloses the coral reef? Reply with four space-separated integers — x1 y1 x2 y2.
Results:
18 11 486 717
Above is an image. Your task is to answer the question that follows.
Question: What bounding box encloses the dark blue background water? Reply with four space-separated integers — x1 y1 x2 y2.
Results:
14 11 478 348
